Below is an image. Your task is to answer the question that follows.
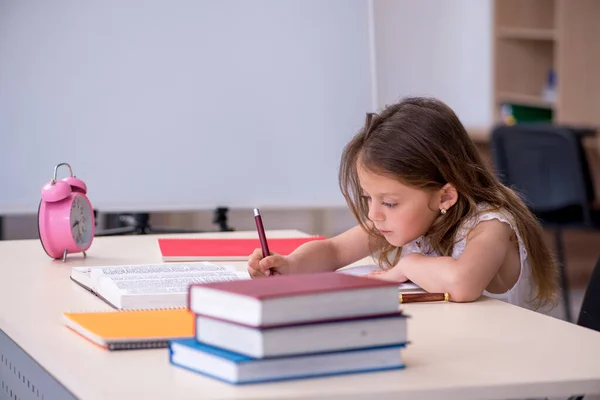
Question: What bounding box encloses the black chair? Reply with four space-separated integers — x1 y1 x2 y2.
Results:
490 124 599 322
566 255 600 400
577 255 600 332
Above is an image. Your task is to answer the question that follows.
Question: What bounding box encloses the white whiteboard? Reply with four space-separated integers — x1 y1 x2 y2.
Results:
0 0 373 214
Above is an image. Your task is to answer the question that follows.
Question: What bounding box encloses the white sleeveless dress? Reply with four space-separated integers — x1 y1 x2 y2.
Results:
400 204 547 312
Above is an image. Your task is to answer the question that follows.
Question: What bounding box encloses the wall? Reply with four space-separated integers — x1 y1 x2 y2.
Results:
372 0 493 128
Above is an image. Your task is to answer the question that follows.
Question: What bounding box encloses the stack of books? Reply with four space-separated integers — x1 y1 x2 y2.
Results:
168 272 408 384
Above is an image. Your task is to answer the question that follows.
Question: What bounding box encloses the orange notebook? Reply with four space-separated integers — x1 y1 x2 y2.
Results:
157 236 327 261
63 308 194 350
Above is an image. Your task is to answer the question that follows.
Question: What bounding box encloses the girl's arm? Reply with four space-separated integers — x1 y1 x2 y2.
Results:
374 220 514 302
287 224 374 273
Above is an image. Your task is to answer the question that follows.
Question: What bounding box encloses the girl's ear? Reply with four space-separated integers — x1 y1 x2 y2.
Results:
439 183 458 212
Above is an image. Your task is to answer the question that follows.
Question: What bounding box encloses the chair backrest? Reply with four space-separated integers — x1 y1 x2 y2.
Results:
577 256 600 332
490 124 594 224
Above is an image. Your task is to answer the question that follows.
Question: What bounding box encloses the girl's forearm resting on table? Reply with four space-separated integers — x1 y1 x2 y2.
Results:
398 254 484 302
399 221 512 302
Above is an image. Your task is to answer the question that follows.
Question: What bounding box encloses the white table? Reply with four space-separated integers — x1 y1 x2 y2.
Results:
1 229 599 400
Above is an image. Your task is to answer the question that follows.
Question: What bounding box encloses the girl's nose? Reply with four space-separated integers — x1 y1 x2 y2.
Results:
368 205 385 222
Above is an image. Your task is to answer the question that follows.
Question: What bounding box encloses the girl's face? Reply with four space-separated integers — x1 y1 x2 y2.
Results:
357 163 440 247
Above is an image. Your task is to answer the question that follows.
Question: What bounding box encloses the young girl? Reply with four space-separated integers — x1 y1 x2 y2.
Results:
248 97 559 312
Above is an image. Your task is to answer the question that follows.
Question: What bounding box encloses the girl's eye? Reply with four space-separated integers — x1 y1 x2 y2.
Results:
382 201 397 208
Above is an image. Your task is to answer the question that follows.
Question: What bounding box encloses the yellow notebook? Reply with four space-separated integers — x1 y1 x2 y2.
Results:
63 308 194 350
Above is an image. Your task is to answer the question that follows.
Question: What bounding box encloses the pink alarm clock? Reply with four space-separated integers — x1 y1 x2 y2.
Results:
38 163 95 262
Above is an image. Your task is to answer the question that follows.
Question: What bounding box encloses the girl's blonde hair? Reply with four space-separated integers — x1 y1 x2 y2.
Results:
339 97 558 309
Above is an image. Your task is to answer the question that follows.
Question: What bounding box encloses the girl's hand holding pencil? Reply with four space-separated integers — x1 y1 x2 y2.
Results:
248 248 288 278
248 208 288 278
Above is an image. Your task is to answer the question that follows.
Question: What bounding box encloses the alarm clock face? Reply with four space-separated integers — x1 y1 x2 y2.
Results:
70 194 94 248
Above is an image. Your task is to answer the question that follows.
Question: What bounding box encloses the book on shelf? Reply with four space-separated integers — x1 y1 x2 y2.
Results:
70 262 249 310
187 272 400 327
157 236 326 261
169 338 405 385
194 312 408 358
63 308 194 350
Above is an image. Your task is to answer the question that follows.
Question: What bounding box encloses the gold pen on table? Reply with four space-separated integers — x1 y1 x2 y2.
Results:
399 292 450 304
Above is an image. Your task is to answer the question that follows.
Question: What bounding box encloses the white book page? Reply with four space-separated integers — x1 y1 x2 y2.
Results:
337 264 422 292
88 262 237 278
73 262 249 302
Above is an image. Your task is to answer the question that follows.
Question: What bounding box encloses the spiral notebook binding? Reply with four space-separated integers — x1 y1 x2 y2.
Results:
116 306 187 312
108 340 170 351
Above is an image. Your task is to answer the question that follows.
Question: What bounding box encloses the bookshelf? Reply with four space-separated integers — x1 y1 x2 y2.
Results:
492 0 600 130
491 0 600 206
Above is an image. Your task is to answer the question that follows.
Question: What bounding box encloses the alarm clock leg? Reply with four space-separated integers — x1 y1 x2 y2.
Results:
62 249 68 263
83 251 87 258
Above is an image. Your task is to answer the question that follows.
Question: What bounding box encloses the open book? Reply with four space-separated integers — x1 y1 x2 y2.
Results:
70 262 249 310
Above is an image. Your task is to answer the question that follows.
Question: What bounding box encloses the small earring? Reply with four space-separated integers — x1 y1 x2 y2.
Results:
440 208 447 215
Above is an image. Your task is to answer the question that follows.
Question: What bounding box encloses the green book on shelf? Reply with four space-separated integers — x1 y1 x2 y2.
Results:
501 103 553 124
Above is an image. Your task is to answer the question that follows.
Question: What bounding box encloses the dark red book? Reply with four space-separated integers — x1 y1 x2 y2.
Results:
158 236 326 261
188 272 400 327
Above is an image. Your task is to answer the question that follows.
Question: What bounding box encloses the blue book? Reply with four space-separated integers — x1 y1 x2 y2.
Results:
169 338 406 385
